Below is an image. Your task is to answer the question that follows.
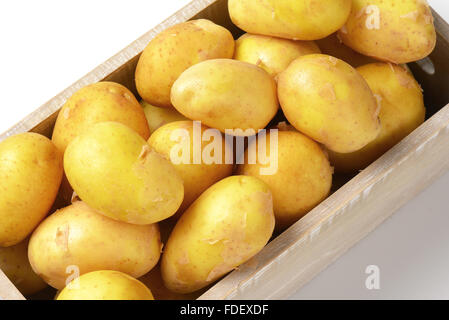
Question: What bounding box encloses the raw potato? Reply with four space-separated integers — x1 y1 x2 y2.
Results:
338 0 436 64
161 176 275 293
52 81 150 153
141 100 188 133
229 0 352 40
148 121 234 216
171 59 279 135
329 63 426 173
278 54 381 153
135 19 235 108
0 239 47 295
234 33 321 78
57 270 154 300
64 122 184 225
28 201 161 289
237 125 333 231
0 133 63 247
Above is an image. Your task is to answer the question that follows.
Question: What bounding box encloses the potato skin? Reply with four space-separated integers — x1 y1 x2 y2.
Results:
338 0 436 64
64 122 184 225
237 127 333 231
57 270 154 300
52 81 150 154
278 54 381 153
0 133 63 247
148 121 233 216
234 33 321 78
329 63 426 173
28 201 161 290
0 239 47 295
141 100 188 133
135 19 235 108
229 0 352 40
171 59 279 135
161 176 275 293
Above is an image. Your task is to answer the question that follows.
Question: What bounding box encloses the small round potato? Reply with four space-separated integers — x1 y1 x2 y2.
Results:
0 133 63 247
234 33 321 78
64 122 184 225
135 19 235 108
338 0 436 64
278 54 381 153
148 121 233 216
0 239 47 295
141 100 188 133
229 0 352 40
52 81 150 154
329 63 426 173
57 270 154 300
28 201 161 289
161 176 275 294
171 59 279 135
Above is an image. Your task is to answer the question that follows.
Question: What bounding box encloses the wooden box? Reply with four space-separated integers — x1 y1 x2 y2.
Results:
1 0 449 300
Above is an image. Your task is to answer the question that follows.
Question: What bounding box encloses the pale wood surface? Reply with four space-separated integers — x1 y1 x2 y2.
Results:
0 269 25 300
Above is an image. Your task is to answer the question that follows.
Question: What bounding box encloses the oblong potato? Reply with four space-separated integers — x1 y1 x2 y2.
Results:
57 270 154 300
234 33 321 78
229 0 352 40
161 176 275 293
0 133 63 247
141 100 188 133
338 0 436 64
278 54 381 153
135 19 235 108
329 63 426 173
52 81 150 154
29 201 161 289
64 122 184 225
171 59 279 135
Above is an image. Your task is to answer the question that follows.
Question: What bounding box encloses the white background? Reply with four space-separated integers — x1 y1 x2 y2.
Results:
0 0 448 299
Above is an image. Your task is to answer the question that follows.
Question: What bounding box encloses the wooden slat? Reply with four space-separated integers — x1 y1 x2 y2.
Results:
0 269 25 300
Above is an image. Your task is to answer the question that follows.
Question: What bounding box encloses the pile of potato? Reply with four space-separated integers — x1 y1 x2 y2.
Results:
0 0 435 300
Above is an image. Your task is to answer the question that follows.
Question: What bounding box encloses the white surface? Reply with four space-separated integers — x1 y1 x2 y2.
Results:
0 0 448 300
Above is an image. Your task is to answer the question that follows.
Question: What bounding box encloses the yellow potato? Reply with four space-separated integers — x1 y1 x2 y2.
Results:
171 59 278 135
57 270 154 300
148 121 233 216
237 125 333 231
141 100 188 133
329 63 426 173
338 0 436 64
64 122 184 225
28 201 161 289
278 54 381 153
136 19 235 108
0 239 47 295
161 176 275 293
52 81 150 154
0 133 63 247
229 0 352 40
234 33 321 78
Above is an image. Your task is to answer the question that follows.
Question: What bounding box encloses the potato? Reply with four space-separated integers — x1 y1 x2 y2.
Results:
237 125 333 231
28 201 161 289
229 0 352 40
161 176 275 293
329 63 426 173
278 54 381 153
57 270 154 300
135 19 235 108
0 133 63 247
148 121 233 216
338 0 436 64
171 59 278 135
64 121 184 225
141 100 188 133
0 239 47 295
52 81 150 154
234 33 321 78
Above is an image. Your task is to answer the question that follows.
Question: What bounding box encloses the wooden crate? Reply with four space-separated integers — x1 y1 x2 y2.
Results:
1 0 449 300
